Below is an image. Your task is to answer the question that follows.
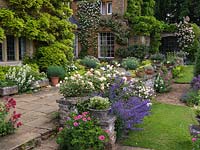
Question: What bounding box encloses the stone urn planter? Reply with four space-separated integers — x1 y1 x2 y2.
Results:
89 107 111 121
0 85 18 96
31 79 49 89
50 77 59 86
56 96 90 126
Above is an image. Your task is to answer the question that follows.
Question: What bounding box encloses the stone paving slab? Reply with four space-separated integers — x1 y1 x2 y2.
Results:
0 87 62 150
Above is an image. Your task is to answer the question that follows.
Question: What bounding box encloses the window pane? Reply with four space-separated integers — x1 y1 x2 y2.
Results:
19 37 26 60
107 2 112 14
7 35 15 61
99 33 114 58
101 2 106 15
0 43 2 61
73 34 78 58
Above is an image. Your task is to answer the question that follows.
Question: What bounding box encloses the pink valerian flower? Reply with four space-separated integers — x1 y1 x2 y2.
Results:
82 112 89 116
87 117 91 121
82 118 87 122
58 127 63 132
98 135 105 141
74 115 83 120
73 122 79 127
192 137 197 142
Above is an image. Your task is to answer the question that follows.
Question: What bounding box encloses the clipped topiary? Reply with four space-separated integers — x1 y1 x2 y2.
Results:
194 44 200 76
47 65 65 80
121 57 139 70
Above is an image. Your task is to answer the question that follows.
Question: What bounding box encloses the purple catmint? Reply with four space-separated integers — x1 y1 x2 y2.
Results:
111 97 151 130
191 75 200 90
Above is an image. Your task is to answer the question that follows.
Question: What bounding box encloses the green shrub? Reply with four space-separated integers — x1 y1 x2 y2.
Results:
180 90 200 106
35 46 67 71
80 56 100 68
0 80 16 87
172 66 184 78
47 66 65 80
194 44 200 76
115 45 150 59
121 57 139 70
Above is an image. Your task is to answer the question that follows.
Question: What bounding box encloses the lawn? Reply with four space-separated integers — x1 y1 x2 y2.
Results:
122 103 197 150
175 65 194 83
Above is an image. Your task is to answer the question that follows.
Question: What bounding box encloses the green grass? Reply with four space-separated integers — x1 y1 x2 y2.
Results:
175 65 194 83
122 103 197 150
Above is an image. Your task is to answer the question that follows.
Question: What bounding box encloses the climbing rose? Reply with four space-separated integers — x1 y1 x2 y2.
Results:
98 135 105 141
73 122 79 127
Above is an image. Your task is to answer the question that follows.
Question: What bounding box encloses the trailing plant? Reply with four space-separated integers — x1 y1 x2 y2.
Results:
0 80 16 88
77 0 101 56
0 97 22 136
88 96 110 110
57 112 109 150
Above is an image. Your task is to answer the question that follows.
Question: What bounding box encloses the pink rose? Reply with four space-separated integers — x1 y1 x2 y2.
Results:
82 112 89 116
98 135 105 141
192 137 197 142
73 122 79 127
87 117 91 121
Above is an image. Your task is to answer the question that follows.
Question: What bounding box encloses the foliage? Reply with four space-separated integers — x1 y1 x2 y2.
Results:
80 56 100 69
192 137 200 150
115 45 150 59
0 97 22 136
100 14 129 45
47 66 65 79
180 90 200 106
150 53 165 61
88 96 110 110
56 112 109 150
0 0 75 61
35 46 68 71
121 57 139 70
111 97 151 130
123 102 195 150
191 75 200 90
0 80 16 88
193 105 200 117
77 0 100 56
154 72 172 93
163 23 177 33
176 20 195 56
172 65 184 78
60 74 95 98
194 44 200 76
107 77 154 102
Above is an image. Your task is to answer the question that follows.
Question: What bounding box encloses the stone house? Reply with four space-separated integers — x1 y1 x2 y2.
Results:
71 0 150 58
0 0 35 65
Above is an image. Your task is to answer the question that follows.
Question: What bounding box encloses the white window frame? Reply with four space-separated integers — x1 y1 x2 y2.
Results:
107 2 112 15
74 34 79 58
98 33 114 58
100 2 106 15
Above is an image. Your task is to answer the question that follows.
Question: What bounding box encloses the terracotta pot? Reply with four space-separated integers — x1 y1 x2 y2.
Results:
50 77 59 86
145 69 154 75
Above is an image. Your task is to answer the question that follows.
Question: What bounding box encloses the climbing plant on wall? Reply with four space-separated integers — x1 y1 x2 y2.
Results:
77 0 101 57
0 0 75 69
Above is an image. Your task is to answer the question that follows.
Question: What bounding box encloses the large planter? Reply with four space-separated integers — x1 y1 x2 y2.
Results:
31 79 49 89
56 96 90 126
0 85 18 96
145 69 154 75
89 107 111 121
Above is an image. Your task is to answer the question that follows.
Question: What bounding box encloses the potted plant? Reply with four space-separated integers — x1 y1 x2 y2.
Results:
150 53 164 66
47 66 65 86
88 96 111 120
135 67 145 78
144 65 154 75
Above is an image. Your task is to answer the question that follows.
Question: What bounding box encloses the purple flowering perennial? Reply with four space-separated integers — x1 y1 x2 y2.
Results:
191 75 200 90
111 97 151 130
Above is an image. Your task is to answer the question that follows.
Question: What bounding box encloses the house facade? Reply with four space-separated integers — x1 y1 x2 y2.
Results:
71 0 150 58
0 0 35 65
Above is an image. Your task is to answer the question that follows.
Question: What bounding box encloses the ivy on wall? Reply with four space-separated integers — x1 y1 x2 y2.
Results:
100 14 130 45
0 0 75 67
77 0 101 57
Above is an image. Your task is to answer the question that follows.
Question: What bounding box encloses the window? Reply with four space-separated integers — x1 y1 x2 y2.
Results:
0 43 2 61
73 34 78 58
7 35 15 61
100 1 112 15
107 2 112 14
98 33 114 58
19 37 26 60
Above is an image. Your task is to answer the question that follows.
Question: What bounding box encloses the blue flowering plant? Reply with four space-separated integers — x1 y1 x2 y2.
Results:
191 75 200 91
